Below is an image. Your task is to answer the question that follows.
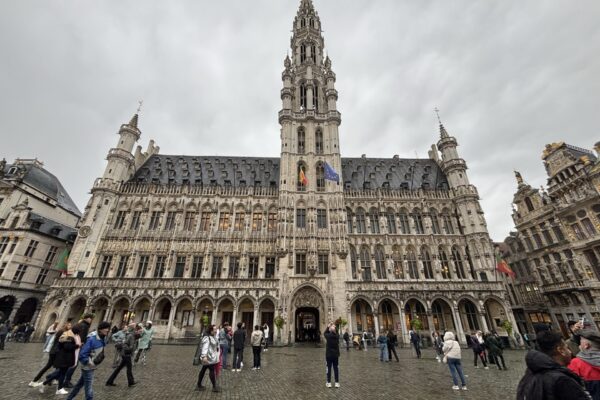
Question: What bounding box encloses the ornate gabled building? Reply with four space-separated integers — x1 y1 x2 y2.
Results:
0 158 80 324
36 0 512 344
502 141 600 337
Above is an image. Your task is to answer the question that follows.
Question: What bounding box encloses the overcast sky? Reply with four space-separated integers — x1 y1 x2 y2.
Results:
1 0 598 241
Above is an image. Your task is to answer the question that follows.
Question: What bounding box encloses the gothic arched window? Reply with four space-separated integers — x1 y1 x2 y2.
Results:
412 208 424 234
441 208 454 234
300 44 306 64
422 248 434 279
299 85 307 110
297 127 305 154
313 83 318 110
316 162 325 192
350 245 358 279
524 197 534 212
399 209 411 234
360 246 372 281
297 163 307 192
315 129 323 154
439 248 451 279
356 208 366 233
369 208 380 234
375 246 386 279
452 246 466 279
386 208 397 234
407 249 419 279
430 208 441 234
310 44 316 63
346 208 353 234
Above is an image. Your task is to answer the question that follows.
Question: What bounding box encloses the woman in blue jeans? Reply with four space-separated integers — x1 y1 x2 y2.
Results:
442 331 467 391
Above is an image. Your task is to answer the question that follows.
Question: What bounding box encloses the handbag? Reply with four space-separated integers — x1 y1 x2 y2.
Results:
443 342 454 364
93 348 105 365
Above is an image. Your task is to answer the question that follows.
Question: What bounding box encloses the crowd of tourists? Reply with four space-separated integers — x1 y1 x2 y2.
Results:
5 312 600 399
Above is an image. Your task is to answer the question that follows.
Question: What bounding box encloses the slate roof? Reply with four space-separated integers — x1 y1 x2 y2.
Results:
3 162 81 216
28 212 78 242
130 154 448 191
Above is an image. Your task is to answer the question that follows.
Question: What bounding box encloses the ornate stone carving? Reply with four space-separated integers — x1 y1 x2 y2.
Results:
294 287 322 308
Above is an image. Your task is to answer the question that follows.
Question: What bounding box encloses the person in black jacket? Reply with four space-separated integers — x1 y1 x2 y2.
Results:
324 323 340 388
387 330 400 362
39 324 82 395
516 330 592 400
232 322 245 372
63 313 94 388
29 322 72 386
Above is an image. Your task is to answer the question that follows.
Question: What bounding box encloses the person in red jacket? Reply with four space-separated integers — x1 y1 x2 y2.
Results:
569 330 600 399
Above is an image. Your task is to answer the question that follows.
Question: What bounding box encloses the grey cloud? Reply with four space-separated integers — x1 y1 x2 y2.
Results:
0 0 598 240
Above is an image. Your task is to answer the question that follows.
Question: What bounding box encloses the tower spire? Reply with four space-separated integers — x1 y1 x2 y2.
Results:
435 107 449 138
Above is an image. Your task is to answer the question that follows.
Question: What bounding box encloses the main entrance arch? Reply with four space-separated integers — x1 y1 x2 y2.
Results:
291 285 325 343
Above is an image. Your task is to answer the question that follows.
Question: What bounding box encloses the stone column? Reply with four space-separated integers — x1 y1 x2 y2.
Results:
399 302 409 345
427 312 435 335
452 307 466 345
253 305 259 328
106 304 116 326
6 298 23 322
373 312 380 338
165 303 177 341
346 308 353 335
479 312 489 333
232 309 238 328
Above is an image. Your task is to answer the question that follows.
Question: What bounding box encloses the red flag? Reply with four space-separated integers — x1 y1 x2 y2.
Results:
299 168 308 186
496 254 515 278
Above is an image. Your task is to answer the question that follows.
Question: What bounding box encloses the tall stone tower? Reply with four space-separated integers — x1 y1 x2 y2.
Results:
69 114 157 277
277 0 348 325
437 123 493 280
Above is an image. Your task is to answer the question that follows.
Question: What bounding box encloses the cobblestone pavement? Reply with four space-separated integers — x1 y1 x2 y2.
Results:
0 342 527 400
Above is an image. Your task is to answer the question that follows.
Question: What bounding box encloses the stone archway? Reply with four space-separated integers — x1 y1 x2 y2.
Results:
291 286 325 343
0 295 16 322
13 298 38 324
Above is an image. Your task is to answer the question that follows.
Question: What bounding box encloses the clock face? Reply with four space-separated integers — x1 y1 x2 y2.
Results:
79 225 92 238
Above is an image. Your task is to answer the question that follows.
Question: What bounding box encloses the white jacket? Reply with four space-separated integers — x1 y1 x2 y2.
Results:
442 332 461 359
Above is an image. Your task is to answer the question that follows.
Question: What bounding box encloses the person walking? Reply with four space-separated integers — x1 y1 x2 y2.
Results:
38 324 82 395
343 329 350 352
105 322 136 387
232 322 245 372
0 320 9 350
377 330 389 362
262 323 270 351
442 331 467 391
432 331 444 362
251 325 263 370
485 332 507 370
218 323 232 369
134 321 154 365
569 330 600 399
517 330 591 399
324 322 340 388
195 324 221 392
65 321 110 400
387 329 399 362
29 322 71 387
470 331 489 369
110 323 127 368
409 328 422 358
362 330 369 351
44 322 59 350
63 313 95 388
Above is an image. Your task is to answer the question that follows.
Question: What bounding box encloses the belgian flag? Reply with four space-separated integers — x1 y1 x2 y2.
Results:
55 248 70 276
496 254 515 278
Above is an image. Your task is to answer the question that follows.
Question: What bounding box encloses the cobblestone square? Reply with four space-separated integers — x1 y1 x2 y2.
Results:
0 343 526 399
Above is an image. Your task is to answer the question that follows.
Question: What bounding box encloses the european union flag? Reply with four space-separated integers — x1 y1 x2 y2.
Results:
324 162 340 183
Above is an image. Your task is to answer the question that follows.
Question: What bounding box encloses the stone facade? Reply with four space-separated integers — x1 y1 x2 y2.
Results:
35 0 512 344
501 141 600 337
0 158 80 324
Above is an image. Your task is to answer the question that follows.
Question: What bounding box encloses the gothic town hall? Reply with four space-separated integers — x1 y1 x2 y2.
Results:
37 0 514 345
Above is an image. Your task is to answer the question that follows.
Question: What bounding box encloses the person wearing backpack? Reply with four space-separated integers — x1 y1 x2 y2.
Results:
105 323 137 387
